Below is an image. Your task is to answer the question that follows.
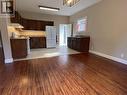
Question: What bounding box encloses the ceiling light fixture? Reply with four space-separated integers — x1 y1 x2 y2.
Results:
63 0 80 7
39 6 60 11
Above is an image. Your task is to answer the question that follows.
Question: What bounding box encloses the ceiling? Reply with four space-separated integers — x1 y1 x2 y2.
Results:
16 0 102 16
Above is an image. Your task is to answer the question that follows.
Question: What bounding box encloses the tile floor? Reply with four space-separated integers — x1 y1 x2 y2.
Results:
14 46 80 61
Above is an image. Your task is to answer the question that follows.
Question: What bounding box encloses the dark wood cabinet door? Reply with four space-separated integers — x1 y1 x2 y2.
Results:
67 37 90 52
30 37 46 49
11 11 54 31
10 39 27 59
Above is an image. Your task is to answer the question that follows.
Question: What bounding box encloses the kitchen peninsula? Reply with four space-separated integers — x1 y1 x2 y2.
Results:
8 25 46 59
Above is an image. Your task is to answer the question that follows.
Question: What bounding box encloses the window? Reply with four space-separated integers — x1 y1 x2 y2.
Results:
77 17 87 32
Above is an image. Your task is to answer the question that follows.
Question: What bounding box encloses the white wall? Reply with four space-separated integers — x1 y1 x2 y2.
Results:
0 17 13 63
70 0 127 61
0 0 13 63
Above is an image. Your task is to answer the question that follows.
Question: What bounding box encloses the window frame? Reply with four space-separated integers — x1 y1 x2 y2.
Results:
77 16 87 32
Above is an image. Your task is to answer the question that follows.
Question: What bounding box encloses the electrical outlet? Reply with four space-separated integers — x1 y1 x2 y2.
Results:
121 53 124 58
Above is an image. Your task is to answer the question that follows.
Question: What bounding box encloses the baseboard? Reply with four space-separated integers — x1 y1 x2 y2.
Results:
5 58 13 64
89 50 127 65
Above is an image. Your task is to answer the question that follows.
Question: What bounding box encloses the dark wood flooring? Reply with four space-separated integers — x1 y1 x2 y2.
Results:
0 53 127 95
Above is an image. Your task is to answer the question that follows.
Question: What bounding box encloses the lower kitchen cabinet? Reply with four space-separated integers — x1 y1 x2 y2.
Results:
30 37 46 49
67 36 90 52
10 39 28 59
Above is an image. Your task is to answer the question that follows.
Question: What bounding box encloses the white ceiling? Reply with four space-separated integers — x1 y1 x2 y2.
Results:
16 0 102 16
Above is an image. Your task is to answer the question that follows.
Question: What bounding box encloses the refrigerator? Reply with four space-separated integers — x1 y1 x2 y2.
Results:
46 26 57 48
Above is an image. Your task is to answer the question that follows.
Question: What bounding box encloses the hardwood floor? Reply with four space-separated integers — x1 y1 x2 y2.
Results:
0 53 127 95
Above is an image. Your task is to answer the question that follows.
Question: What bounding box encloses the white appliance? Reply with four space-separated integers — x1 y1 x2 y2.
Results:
46 26 57 48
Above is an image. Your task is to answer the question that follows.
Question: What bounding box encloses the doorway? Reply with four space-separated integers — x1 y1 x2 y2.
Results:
59 24 72 46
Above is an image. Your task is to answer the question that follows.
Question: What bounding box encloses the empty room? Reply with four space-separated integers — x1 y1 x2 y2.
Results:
0 0 127 94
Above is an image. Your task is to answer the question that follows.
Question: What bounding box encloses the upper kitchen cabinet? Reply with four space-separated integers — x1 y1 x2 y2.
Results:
10 11 54 31
22 19 54 30
11 12 22 24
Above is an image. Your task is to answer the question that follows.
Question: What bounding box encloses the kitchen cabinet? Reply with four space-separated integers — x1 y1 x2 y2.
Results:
67 36 90 52
10 38 28 59
11 11 54 31
30 37 46 49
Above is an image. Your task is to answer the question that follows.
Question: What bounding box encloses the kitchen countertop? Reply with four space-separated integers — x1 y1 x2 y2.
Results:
10 37 30 40
8 26 46 39
10 36 46 40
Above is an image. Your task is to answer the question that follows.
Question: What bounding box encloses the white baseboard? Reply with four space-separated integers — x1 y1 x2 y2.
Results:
5 58 13 64
89 50 127 65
